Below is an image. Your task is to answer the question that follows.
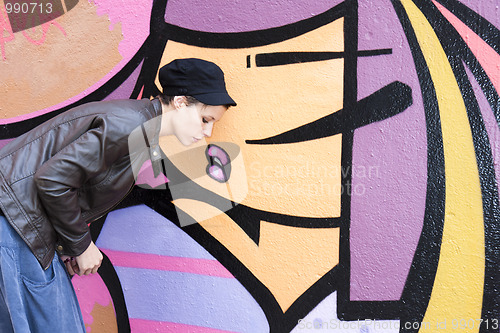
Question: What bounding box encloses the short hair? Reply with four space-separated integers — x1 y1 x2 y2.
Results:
157 94 199 106
157 94 232 109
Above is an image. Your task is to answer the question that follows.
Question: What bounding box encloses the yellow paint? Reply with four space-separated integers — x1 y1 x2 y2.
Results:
0 0 123 119
400 1 485 331
174 199 339 312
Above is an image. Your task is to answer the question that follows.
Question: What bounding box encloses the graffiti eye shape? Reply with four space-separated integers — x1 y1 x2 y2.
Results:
205 144 232 183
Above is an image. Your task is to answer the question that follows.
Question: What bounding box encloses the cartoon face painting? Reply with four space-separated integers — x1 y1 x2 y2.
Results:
2 0 498 331
156 17 346 312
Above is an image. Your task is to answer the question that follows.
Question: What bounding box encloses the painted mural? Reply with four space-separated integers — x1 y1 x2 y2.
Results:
1 0 499 332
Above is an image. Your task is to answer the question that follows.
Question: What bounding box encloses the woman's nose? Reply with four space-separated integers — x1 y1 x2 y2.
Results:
203 123 214 137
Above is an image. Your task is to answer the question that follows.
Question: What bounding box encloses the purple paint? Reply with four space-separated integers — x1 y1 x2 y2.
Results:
103 60 144 101
164 0 343 32
350 0 427 301
0 139 13 150
456 0 500 29
97 205 269 331
464 65 500 193
115 267 268 332
96 205 215 260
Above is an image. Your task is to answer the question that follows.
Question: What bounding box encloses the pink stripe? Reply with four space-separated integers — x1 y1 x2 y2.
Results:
135 160 169 188
137 85 144 100
130 318 237 333
101 249 234 278
433 1 500 93
0 139 13 150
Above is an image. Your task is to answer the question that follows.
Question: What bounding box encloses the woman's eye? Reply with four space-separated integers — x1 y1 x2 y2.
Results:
203 118 209 124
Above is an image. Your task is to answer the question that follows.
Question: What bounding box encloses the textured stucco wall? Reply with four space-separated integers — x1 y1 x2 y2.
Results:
1 0 499 332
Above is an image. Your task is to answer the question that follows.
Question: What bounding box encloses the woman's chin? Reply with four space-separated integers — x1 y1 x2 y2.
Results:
180 138 195 146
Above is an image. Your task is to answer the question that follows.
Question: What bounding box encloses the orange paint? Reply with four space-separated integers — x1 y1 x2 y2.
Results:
161 17 345 311
174 199 340 312
0 0 123 119
87 301 118 333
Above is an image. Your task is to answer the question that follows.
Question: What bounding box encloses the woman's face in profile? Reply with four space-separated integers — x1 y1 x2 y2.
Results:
172 101 226 146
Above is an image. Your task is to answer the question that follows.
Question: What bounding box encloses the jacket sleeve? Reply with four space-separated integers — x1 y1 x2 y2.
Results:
33 117 128 256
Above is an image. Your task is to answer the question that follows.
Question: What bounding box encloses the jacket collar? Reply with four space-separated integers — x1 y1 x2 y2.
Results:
143 98 164 177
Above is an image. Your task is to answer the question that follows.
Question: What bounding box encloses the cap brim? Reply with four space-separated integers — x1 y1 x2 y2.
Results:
193 92 237 107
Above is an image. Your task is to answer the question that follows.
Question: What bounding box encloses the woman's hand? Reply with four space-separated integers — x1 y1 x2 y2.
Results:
60 255 76 276
63 241 103 276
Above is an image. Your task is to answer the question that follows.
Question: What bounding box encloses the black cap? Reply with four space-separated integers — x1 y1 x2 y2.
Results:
159 58 236 106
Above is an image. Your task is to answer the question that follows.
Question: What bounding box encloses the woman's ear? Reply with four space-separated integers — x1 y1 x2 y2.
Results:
173 96 187 109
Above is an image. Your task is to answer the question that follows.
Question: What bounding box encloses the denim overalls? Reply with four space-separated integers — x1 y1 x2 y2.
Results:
0 212 86 333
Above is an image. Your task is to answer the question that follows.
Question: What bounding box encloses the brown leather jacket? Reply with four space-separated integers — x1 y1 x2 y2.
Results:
0 98 162 269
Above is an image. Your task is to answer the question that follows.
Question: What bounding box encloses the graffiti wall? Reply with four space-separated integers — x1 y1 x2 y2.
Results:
1 0 499 332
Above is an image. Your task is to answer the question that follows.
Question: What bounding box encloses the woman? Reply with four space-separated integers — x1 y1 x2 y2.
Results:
0 58 235 332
